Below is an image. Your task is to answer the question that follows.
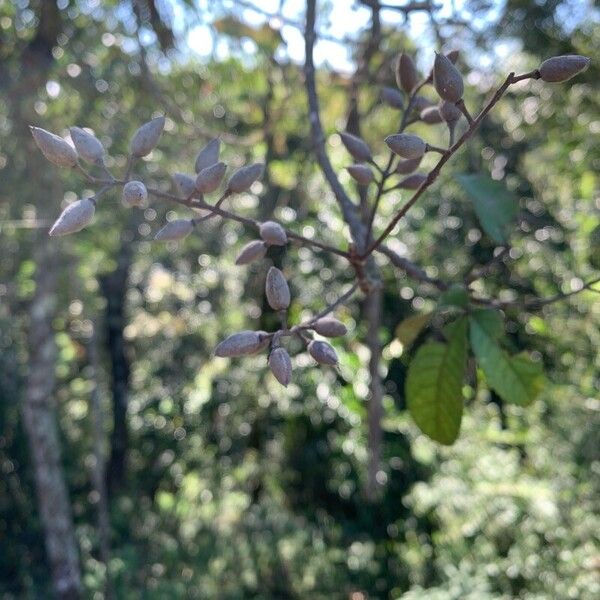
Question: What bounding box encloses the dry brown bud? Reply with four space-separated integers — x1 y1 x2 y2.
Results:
420 106 443 124
312 317 347 338
215 330 267 357
265 266 290 311
154 219 194 241
49 198 95 236
69 127 105 164
381 86 404 109
130 116 165 157
194 138 220 173
173 172 197 198
398 173 427 190
396 53 418 93
433 53 464 103
259 221 287 246
30 126 77 167
539 55 590 83
385 133 426 159
395 157 422 174
269 347 292 387
227 163 264 193
346 164 374 185
122 180 147 207
235 240 268 265
439 100 462 124
196 162 227 193
339 132 372 163
308 340 338 366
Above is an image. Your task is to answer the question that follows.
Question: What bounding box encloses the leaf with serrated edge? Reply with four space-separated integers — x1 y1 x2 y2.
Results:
406 317 468 445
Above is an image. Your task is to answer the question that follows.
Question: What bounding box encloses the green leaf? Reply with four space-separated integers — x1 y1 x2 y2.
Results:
438 284 469 308
457 173 518 244
395 312 432 349
469 311 545 406
406 317 468 445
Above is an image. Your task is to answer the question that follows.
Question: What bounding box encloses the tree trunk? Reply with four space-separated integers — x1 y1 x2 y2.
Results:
21 242 82 599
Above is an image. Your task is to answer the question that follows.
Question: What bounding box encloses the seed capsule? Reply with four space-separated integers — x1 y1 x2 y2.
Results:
446 50 460 64
439 100 462 124
130 116 165 157
215 330 267 357
385 133 426 159
235 240 268 265
396 53 418 93
69 127 105 164
395 157 422 175
339 132 372 163
265 267 290 311
122 180 147 207
49 198 95 236
380 86 404 109
227 163 264 193
398 173 427 190
30 126 78 167
259 221 287 246
346 164 374 185
194 138 220 173
173 172 197 198
154 219 194 241
539 55 590 83
308 340 338 366
196 162 226 193
433 52 464 103
269 347 292 387
312 317 347 338
420 106 443 124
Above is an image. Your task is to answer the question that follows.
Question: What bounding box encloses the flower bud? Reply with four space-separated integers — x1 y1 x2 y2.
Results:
385 133 426 159
539 55 590 83
49 198 95 236
433 53 464 103
439 100 462 124
396 53 418 93
398 173 426 190
395 157 422 175
235 240 268 265
196 162 226 193
269 347 292 386
173 172 197 198
69 127 105 164
154 219 194 241
30 126 77 167
194 138 220 173
420 106 443 124
308 340 338 366
122 180 147 207
227 163 264 193
346 164 374 185
380 86 404 109
130 116 165 157
265 267 290 311
412 96 434 112
339 132 372 163
259 221 287 246
312 317 347 338
215 330 267 357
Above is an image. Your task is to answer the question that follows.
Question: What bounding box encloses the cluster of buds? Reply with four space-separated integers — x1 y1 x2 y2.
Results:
215 266 347 387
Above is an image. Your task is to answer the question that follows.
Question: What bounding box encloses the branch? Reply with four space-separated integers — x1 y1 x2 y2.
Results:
362 71 535 258
378 244 448 289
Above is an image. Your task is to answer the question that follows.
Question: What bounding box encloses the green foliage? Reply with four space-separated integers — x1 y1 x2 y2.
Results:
406 318 468 444
457 174 519 244
469 310 545 406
